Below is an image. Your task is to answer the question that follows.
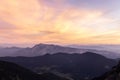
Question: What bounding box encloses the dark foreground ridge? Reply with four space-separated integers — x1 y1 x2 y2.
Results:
93 61 120 80
0 54 119 80
0 52 117 80
0 60 71 80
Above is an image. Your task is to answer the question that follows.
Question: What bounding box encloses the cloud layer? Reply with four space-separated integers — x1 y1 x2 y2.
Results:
0 0 120 46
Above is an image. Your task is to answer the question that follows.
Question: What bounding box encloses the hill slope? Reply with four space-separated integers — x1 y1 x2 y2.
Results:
0 60 71 80
0 52 117 80
93 61 120 80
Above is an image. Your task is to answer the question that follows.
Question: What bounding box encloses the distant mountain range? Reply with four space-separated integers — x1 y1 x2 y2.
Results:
69 44 120 54
0 60 71 80
0 47 22 56
0 52 117 80
0 43 120 59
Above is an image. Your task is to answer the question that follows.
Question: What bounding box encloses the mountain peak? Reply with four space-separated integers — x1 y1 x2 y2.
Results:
33 43 61 49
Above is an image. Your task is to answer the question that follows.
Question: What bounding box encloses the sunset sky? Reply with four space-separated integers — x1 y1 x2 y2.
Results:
0 0 120 46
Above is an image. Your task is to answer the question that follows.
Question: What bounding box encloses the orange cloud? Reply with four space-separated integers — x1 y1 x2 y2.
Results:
0 0 119 45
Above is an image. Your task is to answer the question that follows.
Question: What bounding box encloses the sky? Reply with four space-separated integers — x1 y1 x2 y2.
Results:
0 0 120 47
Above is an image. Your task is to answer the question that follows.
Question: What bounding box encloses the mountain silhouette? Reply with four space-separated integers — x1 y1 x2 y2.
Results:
93 61 120 80
0 60 71 80
0 52 117 80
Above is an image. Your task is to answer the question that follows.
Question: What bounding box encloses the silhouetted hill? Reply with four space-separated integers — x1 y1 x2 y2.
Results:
93 61 120 80
0 52 117 80
0 60 72 80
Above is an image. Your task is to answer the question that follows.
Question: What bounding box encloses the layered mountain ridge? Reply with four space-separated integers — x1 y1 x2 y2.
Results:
0 43 120 59
0 52 117 80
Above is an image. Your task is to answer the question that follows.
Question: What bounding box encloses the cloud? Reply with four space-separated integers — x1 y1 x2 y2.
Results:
0 0 120 45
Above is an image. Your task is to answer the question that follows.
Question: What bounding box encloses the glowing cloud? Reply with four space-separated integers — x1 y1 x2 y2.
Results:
0 0 120 46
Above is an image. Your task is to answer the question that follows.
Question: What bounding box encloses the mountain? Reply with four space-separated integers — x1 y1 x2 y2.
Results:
12 43 85 56
0 43 120 59
0 60 71 80
0 47 22 56
92 61 120 80
0 52 117 80
68 45 120 59
7 43 120 59
69 44 120 54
